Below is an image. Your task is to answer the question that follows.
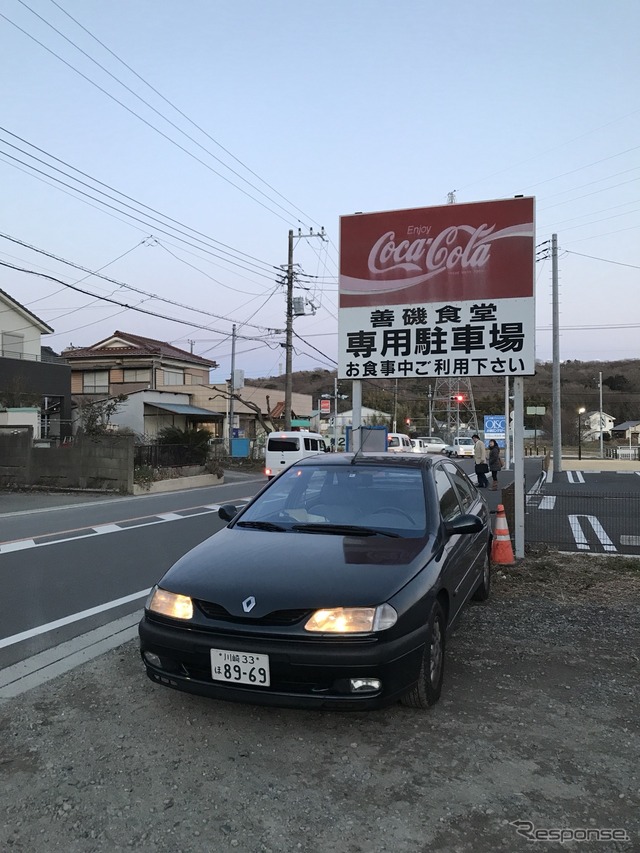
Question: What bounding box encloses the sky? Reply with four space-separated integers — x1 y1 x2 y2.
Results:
2 0 639 385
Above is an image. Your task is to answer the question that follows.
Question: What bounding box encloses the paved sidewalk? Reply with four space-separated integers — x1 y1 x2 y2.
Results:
0 469 261 516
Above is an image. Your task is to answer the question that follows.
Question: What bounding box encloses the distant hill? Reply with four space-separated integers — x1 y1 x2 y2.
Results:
250 360 640 436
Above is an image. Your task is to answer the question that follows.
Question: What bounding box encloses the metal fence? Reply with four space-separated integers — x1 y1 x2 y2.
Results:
525 491 640 556
134 444 207 468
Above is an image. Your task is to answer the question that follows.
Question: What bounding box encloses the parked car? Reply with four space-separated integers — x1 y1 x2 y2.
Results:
264 431 328 479
386 432 413 452
139 452 491 711
444 436 475 458
415 436 448 454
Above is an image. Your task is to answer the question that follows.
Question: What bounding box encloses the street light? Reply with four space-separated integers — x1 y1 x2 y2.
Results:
578 406 586 460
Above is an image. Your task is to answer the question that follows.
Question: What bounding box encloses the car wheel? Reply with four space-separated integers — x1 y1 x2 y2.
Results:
400 600 445 709
472 545 491 602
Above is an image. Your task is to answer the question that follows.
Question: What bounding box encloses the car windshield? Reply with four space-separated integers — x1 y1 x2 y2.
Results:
458 438 473 445
238 465 427 537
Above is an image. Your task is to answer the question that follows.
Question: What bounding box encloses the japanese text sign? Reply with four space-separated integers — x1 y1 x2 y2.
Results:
338 197 535 379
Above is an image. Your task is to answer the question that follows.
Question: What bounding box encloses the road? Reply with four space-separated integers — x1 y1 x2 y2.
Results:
526 466 640 555
0 475 266 673
1 457 638 687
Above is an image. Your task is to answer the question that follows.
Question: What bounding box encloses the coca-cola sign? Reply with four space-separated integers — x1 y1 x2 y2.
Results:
340 198 534 308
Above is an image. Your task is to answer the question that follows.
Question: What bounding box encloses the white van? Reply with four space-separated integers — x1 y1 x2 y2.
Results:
264 431 328 479
386 432 413 453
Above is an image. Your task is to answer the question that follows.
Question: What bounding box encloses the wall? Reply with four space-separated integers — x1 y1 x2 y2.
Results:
0 302 42 359
0 408 40 438
0 357 72 439
0 427 134 492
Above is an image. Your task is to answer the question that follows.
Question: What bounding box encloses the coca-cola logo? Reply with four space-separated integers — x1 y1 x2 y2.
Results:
368 224 495 278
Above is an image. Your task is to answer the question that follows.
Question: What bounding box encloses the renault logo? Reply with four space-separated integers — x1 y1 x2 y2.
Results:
242 596 256 613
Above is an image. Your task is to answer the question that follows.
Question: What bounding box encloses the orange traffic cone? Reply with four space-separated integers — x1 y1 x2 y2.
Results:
491 504 515 565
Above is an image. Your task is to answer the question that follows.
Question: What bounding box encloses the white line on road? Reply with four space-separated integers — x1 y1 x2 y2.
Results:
0 499 252 555
0 612 141 700
566 471 585 484
539 496 556 510
620 535 640 546
0 588 151 650
568 514 617 552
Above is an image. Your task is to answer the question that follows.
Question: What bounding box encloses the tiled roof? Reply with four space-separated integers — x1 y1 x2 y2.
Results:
62 330 217 367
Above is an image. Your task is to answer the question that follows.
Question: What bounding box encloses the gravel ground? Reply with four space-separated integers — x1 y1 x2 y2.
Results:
1 552 639 853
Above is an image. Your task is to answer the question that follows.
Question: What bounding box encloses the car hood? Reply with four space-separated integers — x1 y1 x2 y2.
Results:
158 527 432 616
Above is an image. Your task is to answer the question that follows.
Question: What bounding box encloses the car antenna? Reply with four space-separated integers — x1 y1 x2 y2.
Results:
350 427 365 465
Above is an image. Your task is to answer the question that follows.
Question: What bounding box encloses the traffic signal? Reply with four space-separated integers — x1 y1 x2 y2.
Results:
405 417 411 426
451 394 464 403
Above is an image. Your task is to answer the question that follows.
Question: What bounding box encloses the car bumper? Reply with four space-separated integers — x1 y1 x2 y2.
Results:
139 616 426 710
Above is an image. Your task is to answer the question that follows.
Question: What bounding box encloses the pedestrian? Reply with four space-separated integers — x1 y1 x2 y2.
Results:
488 439 502 490
471 433 489 488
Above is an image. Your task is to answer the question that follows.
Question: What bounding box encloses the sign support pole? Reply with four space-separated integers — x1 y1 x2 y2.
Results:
513 377 525 558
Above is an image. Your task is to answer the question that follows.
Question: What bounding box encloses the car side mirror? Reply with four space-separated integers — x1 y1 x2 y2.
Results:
444 514 484 536
218 504 238 522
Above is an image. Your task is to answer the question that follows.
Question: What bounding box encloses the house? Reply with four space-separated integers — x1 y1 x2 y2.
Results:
0 287 72 440
106 389 224 440
581 410 616 441
611 420 640 444
62 331 218 398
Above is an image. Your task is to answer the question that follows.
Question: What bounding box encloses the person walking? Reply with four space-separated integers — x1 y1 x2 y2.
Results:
488 439 502 491
471 433 489 488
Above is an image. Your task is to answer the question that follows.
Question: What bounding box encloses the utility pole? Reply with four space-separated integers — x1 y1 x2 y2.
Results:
551 233 562 473
228 324 236 452
283 227 325 430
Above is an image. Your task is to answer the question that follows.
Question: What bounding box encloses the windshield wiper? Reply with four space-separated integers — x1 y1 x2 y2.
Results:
236 520 286 532
291 523 400 538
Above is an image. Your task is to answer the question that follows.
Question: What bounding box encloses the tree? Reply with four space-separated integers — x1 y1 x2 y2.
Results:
77 395 127 436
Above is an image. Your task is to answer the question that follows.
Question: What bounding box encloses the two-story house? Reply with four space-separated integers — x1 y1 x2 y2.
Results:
0 287 72 440
581 410 616 441
62 331 221 439
62 331 218 397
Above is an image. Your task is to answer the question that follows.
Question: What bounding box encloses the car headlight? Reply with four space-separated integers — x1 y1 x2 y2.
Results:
304 604 397 633
147 587 193 620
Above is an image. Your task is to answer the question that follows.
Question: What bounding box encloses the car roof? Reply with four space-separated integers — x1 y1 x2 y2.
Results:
294 452 442 470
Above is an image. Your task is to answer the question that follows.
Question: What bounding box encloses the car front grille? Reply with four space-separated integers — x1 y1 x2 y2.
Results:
195 600 311 626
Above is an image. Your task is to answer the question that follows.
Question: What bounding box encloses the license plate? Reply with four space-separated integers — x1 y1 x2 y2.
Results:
210 649 270 687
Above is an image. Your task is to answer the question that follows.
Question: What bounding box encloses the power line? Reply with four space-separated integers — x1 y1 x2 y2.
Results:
0 259 281 341
45 0 324 231
0 232 274 331
2 8 305 227
563 250 640 270
0 128 279 278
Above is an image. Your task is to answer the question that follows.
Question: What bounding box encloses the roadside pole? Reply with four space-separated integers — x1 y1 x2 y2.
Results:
513 377 525 558
352 380 362 452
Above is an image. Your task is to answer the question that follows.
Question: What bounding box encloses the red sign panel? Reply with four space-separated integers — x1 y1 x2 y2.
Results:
340 197 534 308
319 399 331 414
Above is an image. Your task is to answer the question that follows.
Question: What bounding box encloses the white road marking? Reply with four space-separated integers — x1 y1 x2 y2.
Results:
0 588 150 650
539 496 556 510
566 471 585 484
0 499 251 556
620 535 640 546
568 514 617 552
0 539 36 553
0 612 141 700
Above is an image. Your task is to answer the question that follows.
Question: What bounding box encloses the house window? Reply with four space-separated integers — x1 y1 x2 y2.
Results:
123 368 151 382
163 369 184 385
83 370 109 394
2 333 24 358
